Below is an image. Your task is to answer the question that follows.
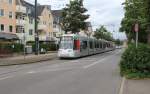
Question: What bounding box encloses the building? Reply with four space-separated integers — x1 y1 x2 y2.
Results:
15 0 54 44
0 0 18 39
37 5 54 43
52 10 65 44
16 0 36 44
79 22 93 37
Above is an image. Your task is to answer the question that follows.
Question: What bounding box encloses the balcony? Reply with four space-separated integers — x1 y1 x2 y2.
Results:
16 5 26 14
39 35 47 41
38 24 46 30
16 19 26 26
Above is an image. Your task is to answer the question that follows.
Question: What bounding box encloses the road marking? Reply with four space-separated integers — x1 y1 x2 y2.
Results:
0 75 14 81
83 56 110 69
119 77 125 94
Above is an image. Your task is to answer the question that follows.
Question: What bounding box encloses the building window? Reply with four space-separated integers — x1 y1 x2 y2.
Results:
9 25 13 32
0 24 4 31
0 9 4 16
9 12 13 18
29 29 33 35
8 0 13 4
29 18 33 24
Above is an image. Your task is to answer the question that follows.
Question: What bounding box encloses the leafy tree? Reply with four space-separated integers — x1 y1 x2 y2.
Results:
94 26 114 41
120 0 150 44
115 39 123 46
62 0 89 34
145 0 150 44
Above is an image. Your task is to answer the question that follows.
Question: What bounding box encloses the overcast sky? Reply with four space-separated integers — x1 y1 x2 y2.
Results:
25 0 126 40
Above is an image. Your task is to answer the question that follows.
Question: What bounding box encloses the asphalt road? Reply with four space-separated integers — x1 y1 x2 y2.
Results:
0 49 123 94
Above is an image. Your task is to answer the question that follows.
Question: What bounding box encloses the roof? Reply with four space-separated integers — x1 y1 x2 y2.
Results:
16 0 51 17
37 5 51 16
85 22 92 27
52 10 63 23
0 32 19 40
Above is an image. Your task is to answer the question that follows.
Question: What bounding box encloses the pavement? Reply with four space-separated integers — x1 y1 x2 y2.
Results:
122 78 150 94
0 49 149 94
0 52 57 66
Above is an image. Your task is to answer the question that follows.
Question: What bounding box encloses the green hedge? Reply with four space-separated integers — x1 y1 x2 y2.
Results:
32 43 58 52
120 43 150 79
0 43 24 53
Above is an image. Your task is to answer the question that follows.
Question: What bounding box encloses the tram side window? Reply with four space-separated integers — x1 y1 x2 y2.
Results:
90 41 93 49
94 41 96 48
100 42 102 48
97 42 99 48
82 41 87 49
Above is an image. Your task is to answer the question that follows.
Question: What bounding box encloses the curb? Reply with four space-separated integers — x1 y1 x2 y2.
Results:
119 77 126 94
0 54 57 66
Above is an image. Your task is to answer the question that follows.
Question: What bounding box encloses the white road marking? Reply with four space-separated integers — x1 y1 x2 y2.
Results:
83 56 110 69
0 75 14 81
119 77 125 94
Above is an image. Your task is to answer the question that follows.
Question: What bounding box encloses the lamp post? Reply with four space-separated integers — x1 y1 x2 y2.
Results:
35 0 39 55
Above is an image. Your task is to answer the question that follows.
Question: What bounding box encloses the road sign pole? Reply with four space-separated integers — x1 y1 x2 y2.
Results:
136 31 138 48
134 23 139 48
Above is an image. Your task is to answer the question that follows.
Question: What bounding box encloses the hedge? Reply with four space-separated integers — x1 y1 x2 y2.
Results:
120 43 150 79
0 43 24 53
32 43 58 52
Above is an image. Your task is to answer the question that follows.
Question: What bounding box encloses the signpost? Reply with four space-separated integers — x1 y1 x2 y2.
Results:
134 23 139 48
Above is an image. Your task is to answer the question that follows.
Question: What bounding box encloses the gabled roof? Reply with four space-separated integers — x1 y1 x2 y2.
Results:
37 5 51 16
16 0 51 17
52 10 63 23
52 10 62 18
85 22 92 27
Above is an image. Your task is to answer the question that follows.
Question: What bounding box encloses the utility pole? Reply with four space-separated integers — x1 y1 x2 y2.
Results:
35 0 39 55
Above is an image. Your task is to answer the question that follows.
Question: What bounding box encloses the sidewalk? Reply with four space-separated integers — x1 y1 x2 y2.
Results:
123 78 150 94
0 52 57 66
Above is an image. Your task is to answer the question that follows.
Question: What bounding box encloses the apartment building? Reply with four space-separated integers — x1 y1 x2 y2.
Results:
52 10 64 38
0 0 17 38
37 5 54 42
79 22 93 37
15 0 54 43
16 0 35 43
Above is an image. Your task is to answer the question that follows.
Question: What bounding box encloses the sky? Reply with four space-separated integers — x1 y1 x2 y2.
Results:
25 0 126 40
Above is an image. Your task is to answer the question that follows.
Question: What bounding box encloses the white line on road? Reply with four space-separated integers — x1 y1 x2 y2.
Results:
119 77 125 94
0 75 14 81
83 56 111 69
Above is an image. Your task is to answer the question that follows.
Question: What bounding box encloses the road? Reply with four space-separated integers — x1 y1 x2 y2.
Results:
0 49 123 94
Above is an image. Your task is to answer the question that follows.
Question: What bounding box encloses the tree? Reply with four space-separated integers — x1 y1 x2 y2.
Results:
120 0 150 44
115 39 123 46
94 26 114 41
61 0 89 34
145 0 150 44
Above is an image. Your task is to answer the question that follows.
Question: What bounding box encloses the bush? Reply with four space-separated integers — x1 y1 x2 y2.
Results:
12 43 24 53
120 43 150 79
32 43 58 53
0 43 24 53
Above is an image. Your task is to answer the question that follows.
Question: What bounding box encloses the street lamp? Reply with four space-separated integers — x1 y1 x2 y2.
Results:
35 0 39 55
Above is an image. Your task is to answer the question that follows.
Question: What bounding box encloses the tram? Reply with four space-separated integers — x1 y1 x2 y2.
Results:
58 34 115 58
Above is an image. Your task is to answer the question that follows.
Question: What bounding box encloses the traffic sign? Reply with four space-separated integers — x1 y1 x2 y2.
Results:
134 23 139 32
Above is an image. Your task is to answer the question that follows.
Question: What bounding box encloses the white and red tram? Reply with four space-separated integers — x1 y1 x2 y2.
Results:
58 34 115 58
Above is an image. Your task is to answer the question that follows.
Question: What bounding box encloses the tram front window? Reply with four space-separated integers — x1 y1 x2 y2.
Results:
60 36 73 49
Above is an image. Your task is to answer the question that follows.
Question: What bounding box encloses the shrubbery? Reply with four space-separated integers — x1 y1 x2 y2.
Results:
120 43 150 79
0 43 24 53
32 43 58 53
